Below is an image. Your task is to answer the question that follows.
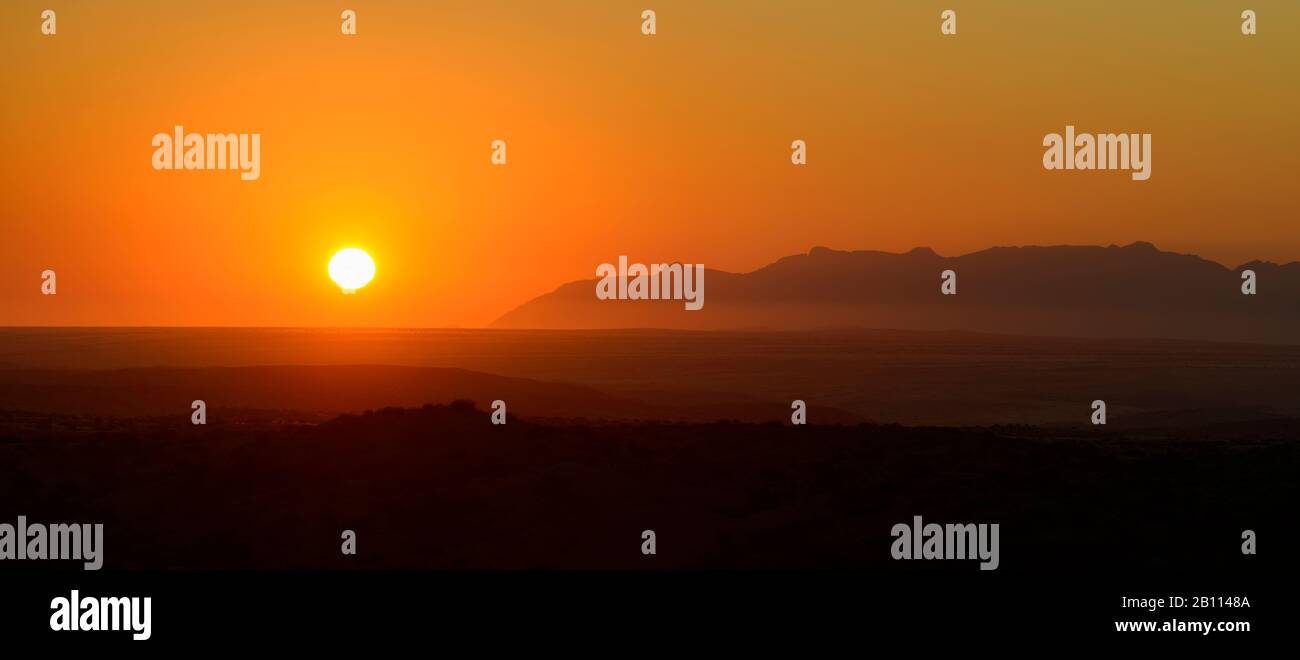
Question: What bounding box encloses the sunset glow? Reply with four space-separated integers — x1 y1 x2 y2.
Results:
2 0 1297 329
328 248 376 294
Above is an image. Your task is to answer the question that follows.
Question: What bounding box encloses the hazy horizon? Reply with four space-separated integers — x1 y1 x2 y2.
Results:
4 239 1299 331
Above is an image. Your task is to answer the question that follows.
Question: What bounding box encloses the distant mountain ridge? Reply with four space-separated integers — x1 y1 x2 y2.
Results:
492 242 1300 344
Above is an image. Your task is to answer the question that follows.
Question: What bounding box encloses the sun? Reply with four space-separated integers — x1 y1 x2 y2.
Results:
328 248 376 294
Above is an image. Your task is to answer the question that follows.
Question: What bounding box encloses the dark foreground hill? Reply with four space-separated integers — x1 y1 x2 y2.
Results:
1 404 1295 570
492 242 1300 344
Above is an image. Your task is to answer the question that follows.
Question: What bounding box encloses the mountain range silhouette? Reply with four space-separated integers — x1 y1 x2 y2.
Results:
493 242 1300 344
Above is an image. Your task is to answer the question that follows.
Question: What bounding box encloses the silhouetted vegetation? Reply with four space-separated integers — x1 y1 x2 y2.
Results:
1 403 1295 571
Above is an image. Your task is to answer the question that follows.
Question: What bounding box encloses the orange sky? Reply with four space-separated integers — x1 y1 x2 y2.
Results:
3 1 1298 327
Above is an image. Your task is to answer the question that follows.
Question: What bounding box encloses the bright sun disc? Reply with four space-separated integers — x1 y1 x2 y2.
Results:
328 248 376 293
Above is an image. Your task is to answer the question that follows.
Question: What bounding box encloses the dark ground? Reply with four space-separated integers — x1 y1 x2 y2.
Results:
1 403 1294 571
